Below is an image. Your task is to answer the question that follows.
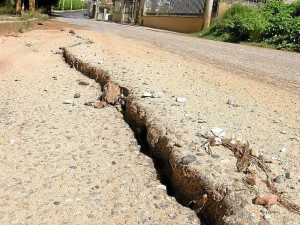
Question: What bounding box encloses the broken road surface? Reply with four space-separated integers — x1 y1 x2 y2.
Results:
1 15 299 225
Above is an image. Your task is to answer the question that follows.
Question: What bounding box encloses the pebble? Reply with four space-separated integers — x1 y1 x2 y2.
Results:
211 137 222 146
245 174 263 187
44 86 49 92
93 101 108 109
211 154 220 159
227 99 238 107
280 147 287 153
208 127 226 138
176 97 187 103
74 93 81 98
9 139 16 145
152 91 164 98
250 148 259 157
274 174 285 183
285 171 292 179
54 201 60 205
78 81 89 86
254 193 278 206
181 155 197 165
63 99 73 104
142 92 152 97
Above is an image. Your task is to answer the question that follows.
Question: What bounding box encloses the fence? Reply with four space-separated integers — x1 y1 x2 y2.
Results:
144 0 205 16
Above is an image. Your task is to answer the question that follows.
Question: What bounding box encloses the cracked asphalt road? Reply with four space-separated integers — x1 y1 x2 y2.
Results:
54 10 300 93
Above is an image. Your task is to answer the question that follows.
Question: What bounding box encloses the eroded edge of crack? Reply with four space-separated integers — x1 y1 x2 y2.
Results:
62 47 262 225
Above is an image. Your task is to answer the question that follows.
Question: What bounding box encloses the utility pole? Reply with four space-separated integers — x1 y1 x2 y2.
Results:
203 0 213 29
71 0 73 10
62 0 65 11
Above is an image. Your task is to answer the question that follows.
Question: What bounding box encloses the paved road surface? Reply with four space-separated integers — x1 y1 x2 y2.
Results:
53 10 300 93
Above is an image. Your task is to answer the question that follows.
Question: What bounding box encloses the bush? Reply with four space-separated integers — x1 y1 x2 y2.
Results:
56 0 87 10
261 0 300 51
200 0 300 52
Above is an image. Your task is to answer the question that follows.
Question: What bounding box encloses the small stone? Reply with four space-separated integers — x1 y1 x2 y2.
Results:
102 82 120 104
44 86 48 92
263 213 271 220
142 92 152 97
69 30 75 35
176 97 187 103
74 93 81 98
54 201 60 205
280 130 287 134
254 193 278 206
273 174 285 183
285 171 292 179
63 99 73 104
280 147 287 153
211 137 222 146
69 166 77 169
227 99 238 107
181 155 197 165
9 139 16 145
38 22 44 25
78 81 89 86
156 184 166 190
84 101 94 106
211 154 220 159
208 127 226 138
94 101 108 109
250 148 259 157
245 174 263 187
152 91 164 98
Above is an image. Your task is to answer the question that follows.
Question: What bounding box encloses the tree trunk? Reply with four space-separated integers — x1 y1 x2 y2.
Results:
16 0 21 14
29 0 35 12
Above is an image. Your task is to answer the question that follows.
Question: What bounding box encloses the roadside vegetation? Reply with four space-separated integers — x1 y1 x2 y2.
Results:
197 0 300 52
55 0 88 10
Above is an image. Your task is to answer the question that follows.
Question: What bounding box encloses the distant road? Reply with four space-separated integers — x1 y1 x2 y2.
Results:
53 10 300 93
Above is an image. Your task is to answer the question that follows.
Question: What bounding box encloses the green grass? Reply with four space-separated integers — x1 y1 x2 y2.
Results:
0 5 15 14
195 0 300 52
56 0 88 10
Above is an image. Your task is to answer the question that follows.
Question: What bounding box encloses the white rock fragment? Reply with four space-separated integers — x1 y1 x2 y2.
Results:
156 184 167 190
227 99 235 105
176 97 187 103
9 139 16 145
152 91 164 98
63 99 73 104
208 127 226 138
44 86 49 92
280 147 287 153
142 92 152 97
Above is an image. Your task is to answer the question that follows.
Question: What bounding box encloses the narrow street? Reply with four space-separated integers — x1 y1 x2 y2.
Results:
54 10 300 93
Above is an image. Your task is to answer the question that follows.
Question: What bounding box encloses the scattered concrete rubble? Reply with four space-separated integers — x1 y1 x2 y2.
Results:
61 33 300 224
